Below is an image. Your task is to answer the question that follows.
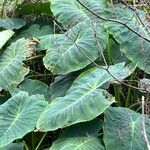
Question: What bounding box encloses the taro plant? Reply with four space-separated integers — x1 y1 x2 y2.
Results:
0 0 150 149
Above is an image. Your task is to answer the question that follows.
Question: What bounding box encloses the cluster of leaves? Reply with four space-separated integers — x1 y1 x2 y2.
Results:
0 0 150 149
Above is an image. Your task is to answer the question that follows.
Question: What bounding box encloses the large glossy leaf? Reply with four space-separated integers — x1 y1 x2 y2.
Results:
0 18 26 29
0 30 14 49
14 24 53 51
18 79 50 101
11 75 76 102
0 143 24 150
50 73 78 101
36 63 132 131
103 107 150 150
50 120 104 150
0 91 48 148
9 85 50 102
15 24 52 40
0 39 29 90
51 0 107 27
105 4 150 74
43 22 108 74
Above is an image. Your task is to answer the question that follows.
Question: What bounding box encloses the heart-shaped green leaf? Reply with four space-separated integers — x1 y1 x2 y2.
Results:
15 24 52 40
103 107 150 150
0 91 48 148
50 120 104 150
105 4 150 74
43 22 108 74
51 0 107 27
36 63 132 131
50 134 103 150
18 79 50 101
0 39 29 90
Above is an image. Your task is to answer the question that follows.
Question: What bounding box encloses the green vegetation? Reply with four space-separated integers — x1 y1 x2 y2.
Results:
0 0 150 149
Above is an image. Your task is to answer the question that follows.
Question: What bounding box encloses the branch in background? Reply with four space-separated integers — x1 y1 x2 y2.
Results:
142 96 150 150
76 0 150 43
122 0 145 25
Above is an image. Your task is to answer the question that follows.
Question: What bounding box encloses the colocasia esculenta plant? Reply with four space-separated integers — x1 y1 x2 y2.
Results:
0 0 150 149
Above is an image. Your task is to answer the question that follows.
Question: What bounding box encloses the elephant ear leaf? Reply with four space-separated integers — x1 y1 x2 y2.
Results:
0 143 24 150
51 0 107 27
103 107 150 150
0 18 26 29
0 30 14 49
36 63 132 132
17 79 50 101
50 120 105 150
50 73 78 101
0 91 48 148
14 24 52 40
0 39 30 90
105 4 150 74
43 22 108 74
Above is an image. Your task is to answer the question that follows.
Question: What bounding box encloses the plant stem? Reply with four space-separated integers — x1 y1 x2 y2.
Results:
24 142 29 150
129 102 141 109
27 73 52 79
12 0 19 17
33 61 37 79
1 0 7 18
108 35 121 105
35 132 47 150
32 132 35 150
107 33 113 65
114 85 121 106
125 74 134 107
25 54 45 61
142 96 150 150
